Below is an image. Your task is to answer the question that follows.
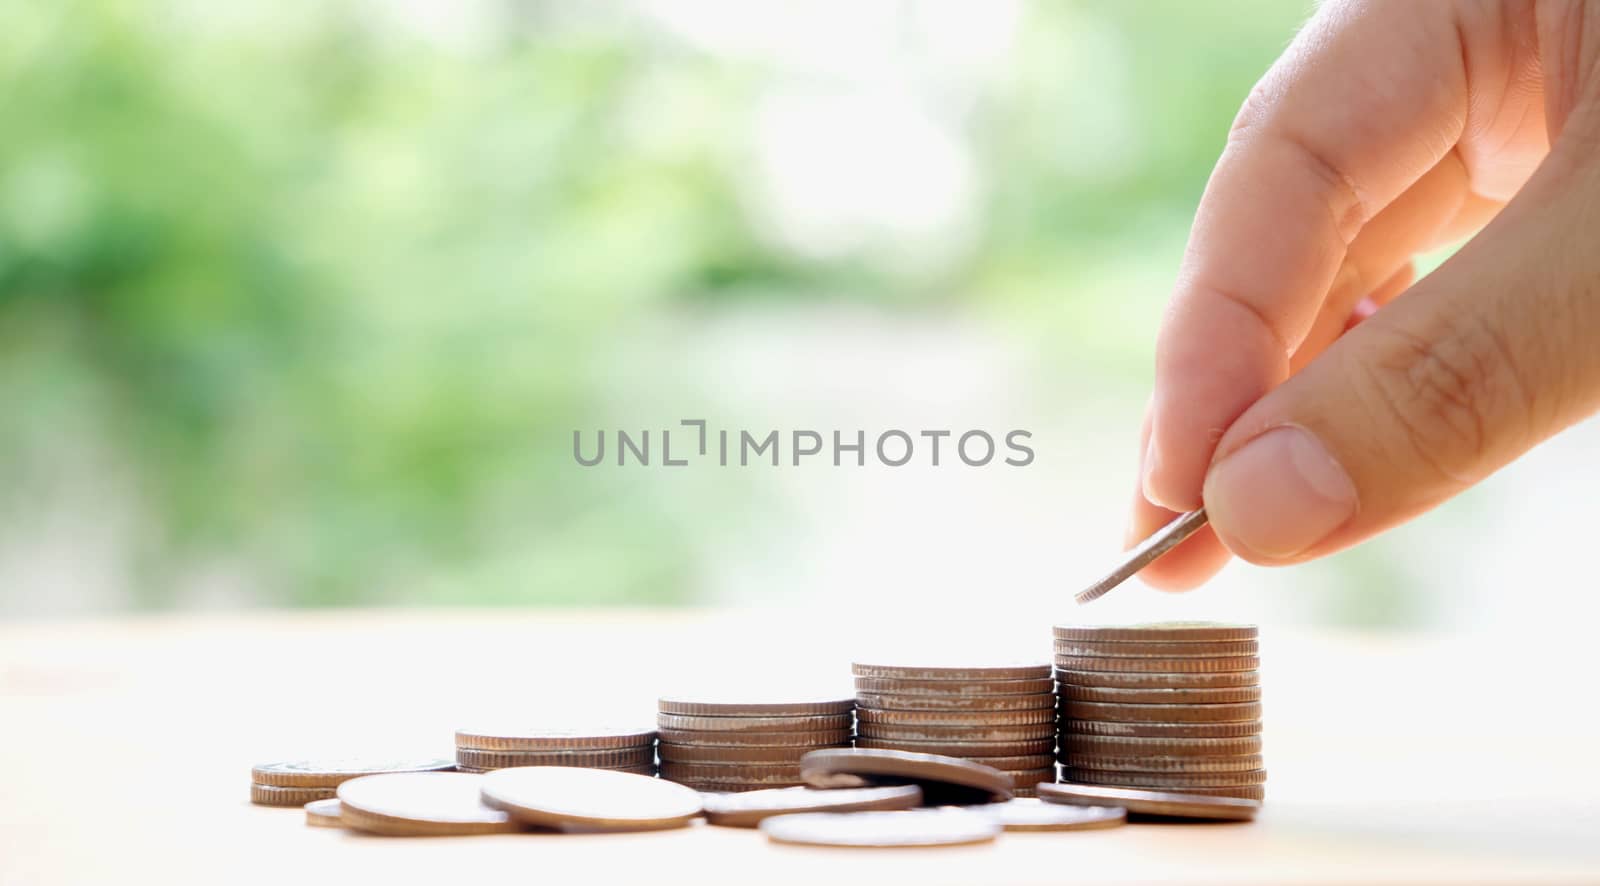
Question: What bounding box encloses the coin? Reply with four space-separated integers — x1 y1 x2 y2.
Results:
1054 655 1260 674
1053 640 1259 658
655 728 852 747
855 692 1054 712
854 737 1055 757
656 713 853 733
851 662 1052 681
480 767 702 832
857 722 1055 742
1059 684 1261 704
856 708 1054 727
1054 669 1259 689
303 798 345 828
1063 767 1267 788
656 743 813 764
1060 753 1263 773
1168 784 1267 800
660 764 801 785
1060 734 1262 756
975 798 1126 832
1038 782 1260 821
700 785 923 827
1075 507 1212 604
453 727 656 752
1001 767 1057 790
250 783 337 807
935 753 1053 771
855 676 1056 696
760 809 1001 848
681 780 798 793
1053 623 1259 643
1059 701 1262 723
1061 719 1259 739
658 696 855 717
454 747 655 771
336 772 520 836
252 758 457 788
800 748 1013 804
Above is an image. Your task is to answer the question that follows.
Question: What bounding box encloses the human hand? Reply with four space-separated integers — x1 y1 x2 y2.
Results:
1131 0 1600 589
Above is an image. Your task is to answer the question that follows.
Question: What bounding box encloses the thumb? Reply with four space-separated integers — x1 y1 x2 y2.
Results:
1199 124 1600 565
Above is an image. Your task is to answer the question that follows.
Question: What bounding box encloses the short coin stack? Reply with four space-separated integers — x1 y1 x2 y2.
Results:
452 727 657 775
851 661 1057 797
1053 623 1264 801
249 758 454 807
655 696 855 792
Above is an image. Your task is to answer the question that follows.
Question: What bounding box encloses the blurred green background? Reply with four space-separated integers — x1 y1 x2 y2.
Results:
6 0 1588 626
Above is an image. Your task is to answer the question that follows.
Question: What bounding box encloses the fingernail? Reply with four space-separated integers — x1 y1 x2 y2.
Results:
1204 426 1356 560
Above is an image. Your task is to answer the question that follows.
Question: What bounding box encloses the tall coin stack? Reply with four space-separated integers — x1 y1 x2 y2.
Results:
851 661 1057 798
656 696 855 792
1053 623 1265 801
452 727 658 775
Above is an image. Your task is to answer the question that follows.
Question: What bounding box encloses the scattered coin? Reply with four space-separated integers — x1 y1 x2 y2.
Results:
1059 734 1263 757
1059 700 1262 723
854 676 1055 696
453 727 656 752
480 767 702 832
304 798 345 828
251 783 336 807
336 772 520 836
1037 782 1260 821
800 748 1013 804
1052 623 1258 643
854 737 1055 757
1052 639 1259 658
975 798 1126 832
856 692 1055 712
454 747 654 772
857 722 1055 742
657 713 852 733
657 696 855 717
851 662 1052 681
857 708 1054 727
702 785 923 827
1058 684 1261 704
1060 753 1263 773
252 758 457 789
1062 719 1260 739
1054 668 1260 689
1054 655 1260 674
760 809 1001 848
656 728 852 747
1062 767 1267 788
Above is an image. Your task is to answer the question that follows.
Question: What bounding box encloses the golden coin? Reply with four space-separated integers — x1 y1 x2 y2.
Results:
655 728 851 747
453 727 656 752
851 662 1051 681
857 722 1054 742
800 748 1013 804
655 713 852 733
1052 639 1258 658
1059 701 1261 723
854 737 1054 757
1062 767 1267 788
975 798 1125 832
480 767 702 832
1060 734 1262 757
855 676 1055 696
303 798 345 828
453 747 654 771
856 708 1054 727
855 692 1054 712
251 783 336 807
1038 782 1260 821
656 743 813 764
336 772 520 836
702 785 922 827
1059 684 1260 704
658 696 854 717
1052 623 1258 643
251 758 456 788
1062 719 1260 739
761 809 1000 847
1054 668 1259 689
1060 753 1263 773
1054 655 1260 674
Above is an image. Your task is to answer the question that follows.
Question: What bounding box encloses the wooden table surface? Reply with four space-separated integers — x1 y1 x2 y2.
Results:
2 609 1597 885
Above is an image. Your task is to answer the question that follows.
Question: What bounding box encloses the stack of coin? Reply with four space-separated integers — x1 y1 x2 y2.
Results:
249 758 455 807
655 695 855 792
1053 623 1264 801
452 727 657 776
851 661 1056 798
